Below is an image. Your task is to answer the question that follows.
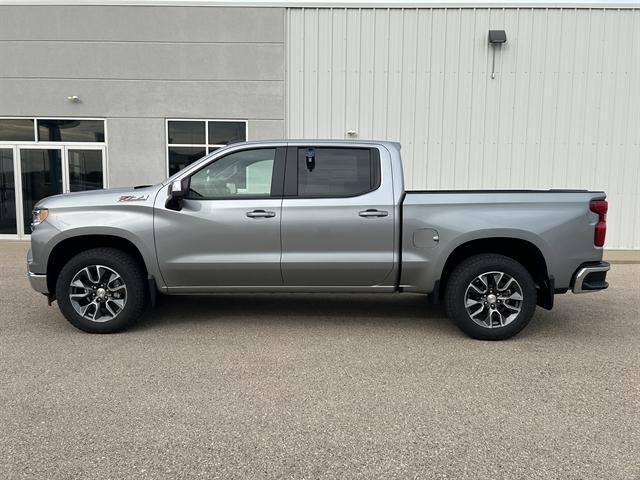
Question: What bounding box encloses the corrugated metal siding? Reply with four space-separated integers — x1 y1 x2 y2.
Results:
286 7 640 250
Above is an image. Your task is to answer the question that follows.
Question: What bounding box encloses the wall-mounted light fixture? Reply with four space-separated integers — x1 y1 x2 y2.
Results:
488 30 507 79
67 95 81 103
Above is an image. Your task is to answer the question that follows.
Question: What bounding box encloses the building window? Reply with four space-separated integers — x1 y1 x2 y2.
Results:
0 119 35 142
0 118 105 143
166 119 247 176
38 119 105 143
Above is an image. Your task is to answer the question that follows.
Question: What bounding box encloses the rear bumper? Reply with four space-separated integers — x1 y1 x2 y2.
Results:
571 261 610 294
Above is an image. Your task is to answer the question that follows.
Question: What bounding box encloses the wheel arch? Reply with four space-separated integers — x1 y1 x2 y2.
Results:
438 237 553 309
46 234 149 294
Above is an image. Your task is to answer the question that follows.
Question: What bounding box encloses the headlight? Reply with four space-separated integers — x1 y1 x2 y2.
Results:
31 208 49 230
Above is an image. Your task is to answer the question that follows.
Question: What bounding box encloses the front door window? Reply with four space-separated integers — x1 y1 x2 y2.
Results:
187 148 276 199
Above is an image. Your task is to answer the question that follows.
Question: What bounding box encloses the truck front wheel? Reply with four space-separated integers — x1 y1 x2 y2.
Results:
444 254 537 340
55 248 148 333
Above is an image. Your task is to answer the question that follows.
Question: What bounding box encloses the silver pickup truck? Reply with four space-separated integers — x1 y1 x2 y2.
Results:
27 140 610 340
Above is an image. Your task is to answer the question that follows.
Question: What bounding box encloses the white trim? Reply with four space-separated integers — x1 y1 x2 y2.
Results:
0 116 107 120
204 117 209 150
164 144 232 148
0 141 107 146
0 0 637 8
103 118 109 188
165 118 249 177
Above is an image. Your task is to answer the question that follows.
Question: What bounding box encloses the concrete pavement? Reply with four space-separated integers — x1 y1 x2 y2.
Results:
1 241 638 479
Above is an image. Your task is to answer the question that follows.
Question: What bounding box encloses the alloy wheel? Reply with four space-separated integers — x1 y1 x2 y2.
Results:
68 265 127 322
464 271 523 328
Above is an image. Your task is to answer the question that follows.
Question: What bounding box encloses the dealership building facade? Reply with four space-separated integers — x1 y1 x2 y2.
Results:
0 0 638 252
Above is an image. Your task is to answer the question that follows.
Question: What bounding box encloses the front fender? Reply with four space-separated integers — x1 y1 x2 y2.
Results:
29 205 163 288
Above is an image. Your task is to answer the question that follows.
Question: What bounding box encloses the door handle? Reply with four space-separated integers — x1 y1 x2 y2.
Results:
246 209 276 218
358 209 388 218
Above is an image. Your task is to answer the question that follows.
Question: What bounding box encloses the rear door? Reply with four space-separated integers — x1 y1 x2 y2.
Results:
280 145 396 287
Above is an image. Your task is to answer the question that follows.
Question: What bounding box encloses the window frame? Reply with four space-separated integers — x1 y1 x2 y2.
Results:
165 118 249 177
283 146 381 199
183 146 286 201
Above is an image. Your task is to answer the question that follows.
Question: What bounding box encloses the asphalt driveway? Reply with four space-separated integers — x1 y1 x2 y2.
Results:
1 241 638 479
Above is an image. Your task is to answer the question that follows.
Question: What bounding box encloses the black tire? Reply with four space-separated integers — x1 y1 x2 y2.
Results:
444 254 537 340
55 248 148 333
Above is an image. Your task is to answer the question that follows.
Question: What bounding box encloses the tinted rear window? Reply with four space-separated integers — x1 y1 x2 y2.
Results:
297 148 378 197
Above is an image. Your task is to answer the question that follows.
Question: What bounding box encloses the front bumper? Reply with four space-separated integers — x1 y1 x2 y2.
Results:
28 271 49 294
27 248 49 294
572 261 610 294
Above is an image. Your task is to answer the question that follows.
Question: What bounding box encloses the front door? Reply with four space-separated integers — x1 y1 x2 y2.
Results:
154 146 286 289
280 145 396 288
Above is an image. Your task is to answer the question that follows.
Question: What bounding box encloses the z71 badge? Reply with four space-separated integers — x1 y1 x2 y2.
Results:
118 194 149 202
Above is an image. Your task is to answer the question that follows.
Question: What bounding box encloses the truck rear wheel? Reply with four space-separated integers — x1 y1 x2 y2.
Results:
55 248 148 333
444 254 537 340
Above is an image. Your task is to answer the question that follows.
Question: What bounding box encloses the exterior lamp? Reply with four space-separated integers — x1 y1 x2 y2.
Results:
488 30 507 79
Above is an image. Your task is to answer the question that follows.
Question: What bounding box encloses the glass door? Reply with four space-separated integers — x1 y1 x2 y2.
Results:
65 146 106 192
18 147 64 234
0 148 18 235
11 146 105 237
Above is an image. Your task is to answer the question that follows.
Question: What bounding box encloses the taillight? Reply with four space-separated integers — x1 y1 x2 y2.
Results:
590 199 608 247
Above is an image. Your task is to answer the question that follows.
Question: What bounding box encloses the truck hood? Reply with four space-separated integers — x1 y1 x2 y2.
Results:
35 185 162 209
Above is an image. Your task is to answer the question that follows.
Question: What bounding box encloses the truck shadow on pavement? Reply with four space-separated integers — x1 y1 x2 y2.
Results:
127 292 607 341
131 293 457 334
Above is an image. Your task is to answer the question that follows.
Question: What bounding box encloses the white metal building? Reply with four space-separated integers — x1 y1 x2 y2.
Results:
0 0 638 254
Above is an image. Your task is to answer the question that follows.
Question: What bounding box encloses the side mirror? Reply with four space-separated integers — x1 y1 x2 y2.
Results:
171 179 187 198
166 178 188 210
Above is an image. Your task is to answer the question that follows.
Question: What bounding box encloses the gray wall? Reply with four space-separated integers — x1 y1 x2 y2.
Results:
0 5 285 186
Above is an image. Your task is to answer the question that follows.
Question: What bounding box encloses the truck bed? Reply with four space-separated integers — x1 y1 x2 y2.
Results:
399 189 606 292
